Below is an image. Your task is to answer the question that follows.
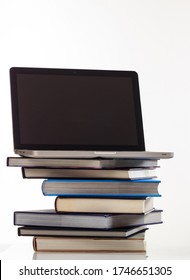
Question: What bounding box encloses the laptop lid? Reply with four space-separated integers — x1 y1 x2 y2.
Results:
9 67 173 159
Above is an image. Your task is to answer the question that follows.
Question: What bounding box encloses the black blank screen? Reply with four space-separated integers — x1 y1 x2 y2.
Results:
15 72 140 149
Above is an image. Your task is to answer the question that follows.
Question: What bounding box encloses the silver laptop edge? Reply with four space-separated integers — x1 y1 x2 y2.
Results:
15 149 174 159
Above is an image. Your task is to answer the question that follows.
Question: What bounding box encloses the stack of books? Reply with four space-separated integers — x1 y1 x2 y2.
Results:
7 157 162 254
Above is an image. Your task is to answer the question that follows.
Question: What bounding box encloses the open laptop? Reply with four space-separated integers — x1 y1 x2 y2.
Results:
9 67 173 159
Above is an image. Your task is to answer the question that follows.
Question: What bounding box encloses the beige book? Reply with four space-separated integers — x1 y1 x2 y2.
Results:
33 236 146 252
55 197 154 214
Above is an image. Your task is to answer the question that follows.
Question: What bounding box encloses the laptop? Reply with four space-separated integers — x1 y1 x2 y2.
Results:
9 67 173 159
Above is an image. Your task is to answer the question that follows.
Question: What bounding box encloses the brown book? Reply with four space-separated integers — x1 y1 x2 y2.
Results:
55 197 154 214
33 236 146 252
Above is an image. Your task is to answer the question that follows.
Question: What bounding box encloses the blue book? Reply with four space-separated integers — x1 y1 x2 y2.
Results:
42 179 161 198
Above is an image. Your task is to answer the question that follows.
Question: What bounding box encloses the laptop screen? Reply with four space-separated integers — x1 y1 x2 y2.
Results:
10 67 145 151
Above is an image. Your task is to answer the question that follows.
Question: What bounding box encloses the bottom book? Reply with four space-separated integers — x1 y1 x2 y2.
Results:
33 236 146 252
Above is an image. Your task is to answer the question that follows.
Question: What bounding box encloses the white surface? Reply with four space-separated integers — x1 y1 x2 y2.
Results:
0 241 190 260
0 0 190 259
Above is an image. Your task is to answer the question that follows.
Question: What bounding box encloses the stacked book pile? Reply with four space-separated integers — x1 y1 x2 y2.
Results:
7 157 162 255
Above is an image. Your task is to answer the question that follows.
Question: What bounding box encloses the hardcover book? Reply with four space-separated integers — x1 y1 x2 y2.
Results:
54 197 154 214
33 236 147 252
7 157 159 169
14 209 162 229
42 178 160 197
22 167 157 179
18 225 148 238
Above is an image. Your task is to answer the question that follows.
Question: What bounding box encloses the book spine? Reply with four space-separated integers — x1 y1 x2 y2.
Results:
6 157 11 166
41 180 46 195
33 237 37 251
21 167 26 178
17 228 21 236
54 197 58 212
13 212 17 225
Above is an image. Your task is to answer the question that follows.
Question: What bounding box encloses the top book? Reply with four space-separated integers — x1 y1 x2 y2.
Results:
7 157 159 169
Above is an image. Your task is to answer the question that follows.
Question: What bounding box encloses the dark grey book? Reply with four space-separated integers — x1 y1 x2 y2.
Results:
22 167 157 179
14 209 162 229
18 225 148 238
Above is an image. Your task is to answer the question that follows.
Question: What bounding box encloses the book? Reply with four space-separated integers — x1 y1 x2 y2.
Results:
22 167 157 179
42 178 161 197
18 225 148 238
7 157 159 169
14 209 162 229
55 197 154 214
33 236 146 252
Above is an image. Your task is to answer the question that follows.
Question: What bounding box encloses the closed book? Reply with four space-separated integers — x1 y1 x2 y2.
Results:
55 197 154 214
7 157 158 169
22 167 157 179
14 209 162 229
42 178 160 197
18 225 148 238
33 236 146 252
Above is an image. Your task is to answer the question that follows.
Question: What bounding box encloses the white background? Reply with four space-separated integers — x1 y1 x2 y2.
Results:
0 0 190 259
